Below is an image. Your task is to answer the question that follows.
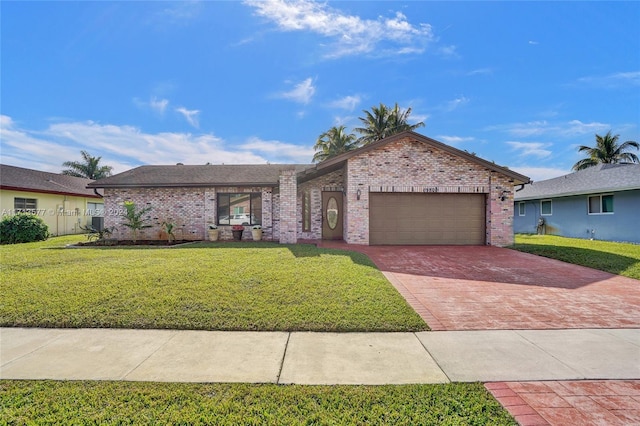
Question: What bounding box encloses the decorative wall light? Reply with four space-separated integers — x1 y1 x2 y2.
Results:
356 189 361 200
500 190 509 201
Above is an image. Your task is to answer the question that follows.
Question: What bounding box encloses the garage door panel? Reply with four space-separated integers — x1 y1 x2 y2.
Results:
369 193 486 245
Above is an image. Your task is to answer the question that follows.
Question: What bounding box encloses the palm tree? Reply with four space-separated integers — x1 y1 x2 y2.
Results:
62 150 113 179
354 103 392 145
388 103 425 134
354 102 425 145
312 125 360 163
572 131 640 171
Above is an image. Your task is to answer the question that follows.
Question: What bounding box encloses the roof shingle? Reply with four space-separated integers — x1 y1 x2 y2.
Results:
0 164 101 198
514 163 640 200
88 164 314 188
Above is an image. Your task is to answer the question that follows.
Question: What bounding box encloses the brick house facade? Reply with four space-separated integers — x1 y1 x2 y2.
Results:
90 132 529 246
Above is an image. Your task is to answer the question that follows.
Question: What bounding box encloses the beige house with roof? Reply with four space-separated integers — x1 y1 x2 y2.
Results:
89 132 530 246
0 164 104 236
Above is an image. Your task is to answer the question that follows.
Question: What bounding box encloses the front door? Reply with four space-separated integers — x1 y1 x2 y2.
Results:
322 191 343 240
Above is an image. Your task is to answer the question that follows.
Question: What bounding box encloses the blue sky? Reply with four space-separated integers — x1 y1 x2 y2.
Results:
2 1 638 181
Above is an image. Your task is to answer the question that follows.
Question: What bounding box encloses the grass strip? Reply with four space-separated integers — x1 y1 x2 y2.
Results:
512 234 640 279
0 380 516 425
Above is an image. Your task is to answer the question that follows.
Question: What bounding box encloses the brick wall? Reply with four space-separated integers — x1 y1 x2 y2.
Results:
103 185 276 242
343 136 515 246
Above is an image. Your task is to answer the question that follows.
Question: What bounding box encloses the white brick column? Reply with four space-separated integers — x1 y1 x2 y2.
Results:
279 169 297 244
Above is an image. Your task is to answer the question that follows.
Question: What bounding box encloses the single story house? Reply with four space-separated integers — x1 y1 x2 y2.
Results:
89 131 529 246
0 164 104 236
514 163 640 243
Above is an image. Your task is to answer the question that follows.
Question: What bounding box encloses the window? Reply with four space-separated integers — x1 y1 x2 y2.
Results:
14 197 37 213
302 191 311 232
588 194 614 214
217 193 262 225
518 202 526 216
540 199 552 216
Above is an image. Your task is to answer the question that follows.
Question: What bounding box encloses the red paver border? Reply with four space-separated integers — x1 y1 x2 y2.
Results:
485 381 640 426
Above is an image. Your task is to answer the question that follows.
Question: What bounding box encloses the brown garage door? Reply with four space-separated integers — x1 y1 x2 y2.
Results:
369 193 486 245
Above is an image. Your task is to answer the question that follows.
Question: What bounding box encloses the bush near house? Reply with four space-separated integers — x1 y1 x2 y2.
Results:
0 213 49 244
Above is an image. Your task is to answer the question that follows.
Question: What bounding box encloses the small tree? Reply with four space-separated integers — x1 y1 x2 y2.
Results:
121 202 152 243
161 221 176 243
0 213 49 244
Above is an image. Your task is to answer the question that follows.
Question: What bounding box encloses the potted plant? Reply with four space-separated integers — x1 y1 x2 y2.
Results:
231 225 244 241
208 224 219 241
251 225 263 241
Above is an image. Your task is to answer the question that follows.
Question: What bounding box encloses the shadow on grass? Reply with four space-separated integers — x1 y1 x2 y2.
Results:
61 240 378 268
512 243 639 279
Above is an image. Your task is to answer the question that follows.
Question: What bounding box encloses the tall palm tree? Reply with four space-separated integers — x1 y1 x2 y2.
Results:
312 125 360 163
388 103 425 134
354 102 425 145
572 131 640 171
354 103 393 145
62 150 113 179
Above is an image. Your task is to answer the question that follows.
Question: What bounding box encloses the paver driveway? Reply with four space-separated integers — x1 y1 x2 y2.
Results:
320 243 640 331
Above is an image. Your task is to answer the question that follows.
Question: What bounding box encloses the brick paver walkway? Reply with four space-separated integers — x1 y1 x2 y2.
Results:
486 381 640 426
315 242 640 425
318 243 640 331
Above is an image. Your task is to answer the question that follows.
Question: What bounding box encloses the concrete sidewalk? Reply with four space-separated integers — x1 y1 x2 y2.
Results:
2 327 638 384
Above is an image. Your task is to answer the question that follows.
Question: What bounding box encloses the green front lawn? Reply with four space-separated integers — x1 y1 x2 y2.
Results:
0 236 426 331
512 234 640 280
0 381 516 425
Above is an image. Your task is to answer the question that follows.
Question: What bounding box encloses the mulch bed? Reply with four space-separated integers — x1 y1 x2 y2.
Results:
75 239 198 247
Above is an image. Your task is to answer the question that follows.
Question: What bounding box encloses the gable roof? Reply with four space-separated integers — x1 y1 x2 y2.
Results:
299 131 530 184
515 163 640 201
0 164 102 198
88 164 314 188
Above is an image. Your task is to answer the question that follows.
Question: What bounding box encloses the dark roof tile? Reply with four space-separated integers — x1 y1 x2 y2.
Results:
88 164 314 188
0 164 101 197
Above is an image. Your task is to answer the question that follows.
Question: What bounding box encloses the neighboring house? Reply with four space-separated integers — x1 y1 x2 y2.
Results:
89 131 529 246
514 163 640 243
0 164 104 236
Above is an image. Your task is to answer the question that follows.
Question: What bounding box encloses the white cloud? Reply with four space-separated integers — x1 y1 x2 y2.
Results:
159 1 202 22
576 71 640 88
277 77 315 104
443 96 469 112
438 45 459 58
245 0 433 58
150 97 169 114
329 95 361 111
133 96 170 115
506 141 552 158
0 115 317 174
511 166 570 182
240 136 315 163
436 135 475 146
487 120 610 138
175 107 200 128
467 68 493 76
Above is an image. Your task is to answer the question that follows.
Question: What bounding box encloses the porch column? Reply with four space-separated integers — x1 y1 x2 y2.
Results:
279 169 297 244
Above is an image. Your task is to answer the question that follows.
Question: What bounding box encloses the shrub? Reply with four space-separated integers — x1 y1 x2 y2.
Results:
0 213 49 244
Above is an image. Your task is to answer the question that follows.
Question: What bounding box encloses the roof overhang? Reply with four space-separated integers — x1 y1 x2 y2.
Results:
515 185 640 201
0 185 103 199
